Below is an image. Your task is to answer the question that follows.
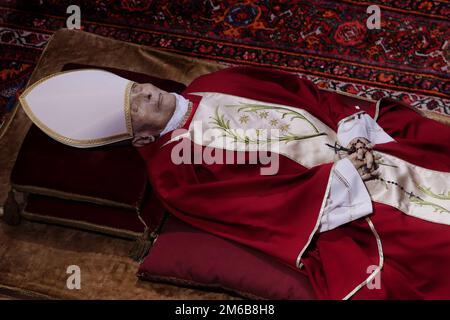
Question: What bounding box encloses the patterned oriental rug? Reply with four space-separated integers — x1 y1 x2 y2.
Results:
0 0 449 138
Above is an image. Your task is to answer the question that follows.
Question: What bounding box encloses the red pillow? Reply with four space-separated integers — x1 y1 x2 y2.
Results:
138 216 316 300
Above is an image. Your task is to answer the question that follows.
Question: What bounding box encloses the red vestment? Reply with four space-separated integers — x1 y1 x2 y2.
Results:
138 66 450 299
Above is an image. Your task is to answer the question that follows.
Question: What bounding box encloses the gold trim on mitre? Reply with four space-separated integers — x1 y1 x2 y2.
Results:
19 69 135 148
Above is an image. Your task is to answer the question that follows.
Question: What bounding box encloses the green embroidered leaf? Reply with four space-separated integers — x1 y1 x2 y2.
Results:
225 102 321 134
410 196 450 214
210 106 325 146
417 185 450 200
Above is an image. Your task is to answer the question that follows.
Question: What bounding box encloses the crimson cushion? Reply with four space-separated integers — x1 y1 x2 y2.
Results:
12 124 148 208
138 216 316 300
22 191 165 238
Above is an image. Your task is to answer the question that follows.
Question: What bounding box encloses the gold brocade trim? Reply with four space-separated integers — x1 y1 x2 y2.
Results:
12 184 137 210
21 210 141 239
18 69 134 147
179 101 193 128
295 162 336 268
124 81 135 137
343 217 384 300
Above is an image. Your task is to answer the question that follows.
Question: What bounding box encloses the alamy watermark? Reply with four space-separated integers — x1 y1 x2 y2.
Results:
170 121 280 175
366 5 381 30
367 265 381 290
66 5 81 30
66 265 81 290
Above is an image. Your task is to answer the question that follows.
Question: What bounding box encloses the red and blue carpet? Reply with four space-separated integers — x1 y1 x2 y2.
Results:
1 0 449 136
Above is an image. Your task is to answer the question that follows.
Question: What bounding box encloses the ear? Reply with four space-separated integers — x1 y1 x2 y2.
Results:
132 134 156 147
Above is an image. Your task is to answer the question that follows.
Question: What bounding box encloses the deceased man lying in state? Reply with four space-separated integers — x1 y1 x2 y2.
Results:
20 66 450 299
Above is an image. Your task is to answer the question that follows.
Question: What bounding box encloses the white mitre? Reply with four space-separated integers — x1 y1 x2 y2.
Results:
19 69 134 148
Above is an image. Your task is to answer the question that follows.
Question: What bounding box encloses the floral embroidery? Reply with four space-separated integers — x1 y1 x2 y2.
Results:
239 114 249 124
417 185 450 201
259 111 269 119
209 103 325 145
374 176 450 215
410 196 450 214
279 123 290 133
410 185 450 214
255 128 265 137
225 102 322 134
269 119 279 127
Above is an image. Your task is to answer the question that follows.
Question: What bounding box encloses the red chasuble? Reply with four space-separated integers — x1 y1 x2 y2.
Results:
138 66 450 299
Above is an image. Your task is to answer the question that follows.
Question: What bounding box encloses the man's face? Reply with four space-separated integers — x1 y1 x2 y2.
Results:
130 83 176 147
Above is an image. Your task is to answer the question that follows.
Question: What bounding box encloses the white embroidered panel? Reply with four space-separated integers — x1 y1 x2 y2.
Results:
188 92 337 169
367 152 450 225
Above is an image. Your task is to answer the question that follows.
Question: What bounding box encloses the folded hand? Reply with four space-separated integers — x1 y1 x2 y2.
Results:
345 138 380 181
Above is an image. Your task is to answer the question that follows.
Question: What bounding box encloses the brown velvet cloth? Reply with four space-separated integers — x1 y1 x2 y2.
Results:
0 220 237 300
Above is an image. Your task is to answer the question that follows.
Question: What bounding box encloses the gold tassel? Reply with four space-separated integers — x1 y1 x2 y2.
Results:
129 228 155 262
